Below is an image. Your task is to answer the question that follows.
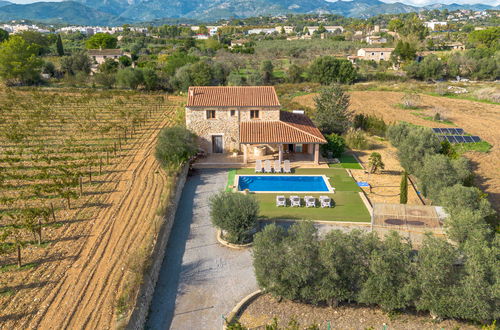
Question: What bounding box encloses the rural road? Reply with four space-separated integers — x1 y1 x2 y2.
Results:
146 168 258 330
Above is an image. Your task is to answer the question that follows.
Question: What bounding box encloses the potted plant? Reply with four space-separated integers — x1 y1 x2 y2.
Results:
232 148 239 157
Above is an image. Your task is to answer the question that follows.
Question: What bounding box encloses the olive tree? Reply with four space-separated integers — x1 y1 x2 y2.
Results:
209 191 259 244
313 84 351 135
155 126 197 173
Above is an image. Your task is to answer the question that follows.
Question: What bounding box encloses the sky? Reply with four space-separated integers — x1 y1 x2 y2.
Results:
7 0 500 6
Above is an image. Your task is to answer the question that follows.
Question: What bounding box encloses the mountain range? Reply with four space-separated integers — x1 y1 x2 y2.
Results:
0 0 497 26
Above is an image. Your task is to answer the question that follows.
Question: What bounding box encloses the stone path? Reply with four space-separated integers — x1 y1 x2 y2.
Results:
146 169 257 330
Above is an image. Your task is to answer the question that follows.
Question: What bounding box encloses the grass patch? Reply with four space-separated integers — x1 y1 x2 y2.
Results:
427 92 500 105
394 103 423 111
0 262 37 273
256 192 370 222
411 112 454 125
226 169 236 192
453 141 492 154
0 288 14 297
329 153 364 170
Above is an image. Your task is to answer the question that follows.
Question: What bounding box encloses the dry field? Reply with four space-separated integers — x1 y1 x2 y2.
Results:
239 294 477 329
0 88 183 328
294 90 500 212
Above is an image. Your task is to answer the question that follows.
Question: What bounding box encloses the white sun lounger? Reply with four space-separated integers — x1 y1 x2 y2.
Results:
283 160 291 173
305 196 316 208
255 159 263 173
264 160 272 173
276 195 286 207
319 196 331 208
274 160 282 173
290 195 301 207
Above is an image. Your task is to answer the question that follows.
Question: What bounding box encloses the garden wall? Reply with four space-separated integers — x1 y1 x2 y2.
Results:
126 164 189 330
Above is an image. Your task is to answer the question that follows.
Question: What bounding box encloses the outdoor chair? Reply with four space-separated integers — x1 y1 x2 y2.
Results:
276 195 286 207
274 160 282 173
283 160 291 173
290 195 301 207
264 160 272 173
255 159 263 173
305 196 316 208
319 196 332 208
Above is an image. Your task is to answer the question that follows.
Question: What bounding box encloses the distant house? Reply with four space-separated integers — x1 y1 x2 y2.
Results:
230 39 249 48
185 86 326 164
424 21 448 30
356 48 394 62
365 35 387 45
304 26 344 35
445 42 466 51
195 34 209 40
247 28 276 35
88 49 131 66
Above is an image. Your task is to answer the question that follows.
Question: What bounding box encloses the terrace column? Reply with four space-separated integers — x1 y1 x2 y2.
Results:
278 144 283 163
243 144 248 164
314 144 320 165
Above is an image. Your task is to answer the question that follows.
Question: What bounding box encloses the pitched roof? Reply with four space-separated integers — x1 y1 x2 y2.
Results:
87 49 124 56
240 111 326 144
186 86 280 108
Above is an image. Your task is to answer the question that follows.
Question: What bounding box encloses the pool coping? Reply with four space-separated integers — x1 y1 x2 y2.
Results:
235 174 335 194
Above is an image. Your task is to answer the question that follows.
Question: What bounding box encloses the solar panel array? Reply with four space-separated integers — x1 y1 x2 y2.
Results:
433 128 481 144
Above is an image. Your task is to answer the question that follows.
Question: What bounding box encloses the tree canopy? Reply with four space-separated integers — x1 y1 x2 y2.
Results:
0 35 42 85
85 33 118 49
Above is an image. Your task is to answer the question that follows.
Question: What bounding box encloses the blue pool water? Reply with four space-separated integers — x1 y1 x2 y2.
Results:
238 175 329 192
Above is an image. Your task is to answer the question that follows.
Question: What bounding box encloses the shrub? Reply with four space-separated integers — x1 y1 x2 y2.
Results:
368 152 384 173
354 114 387 137
155 126 197 173
320 133 345 158
209 191 259 244
344 128 370 150
400 91 422 109
116 67 144 90
308 56 357 85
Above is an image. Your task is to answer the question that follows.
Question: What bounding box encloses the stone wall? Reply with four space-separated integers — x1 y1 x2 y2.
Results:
186 107 280 153
126 164 189 330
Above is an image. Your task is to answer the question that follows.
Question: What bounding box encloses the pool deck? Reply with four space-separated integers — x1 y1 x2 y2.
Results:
192 153 329 169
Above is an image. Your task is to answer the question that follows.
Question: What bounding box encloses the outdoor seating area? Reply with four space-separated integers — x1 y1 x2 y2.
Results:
255 160 292 173
275 195 332 208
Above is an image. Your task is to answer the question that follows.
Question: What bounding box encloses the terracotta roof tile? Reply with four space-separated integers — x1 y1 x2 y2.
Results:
187 86 280 107
240 111 326 144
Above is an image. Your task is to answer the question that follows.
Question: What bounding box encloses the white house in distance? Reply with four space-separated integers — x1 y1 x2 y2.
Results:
365 35 387 45
356 47 394 62
424 21 448 30
304 26 344 35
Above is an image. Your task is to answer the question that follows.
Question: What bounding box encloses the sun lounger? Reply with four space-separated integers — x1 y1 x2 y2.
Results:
255 159 263 173
264 160 272 173
290 195 301 207
276 195 286 207
283 160 291 173
274 160 282 173
319 196 331 208
305 196 316 208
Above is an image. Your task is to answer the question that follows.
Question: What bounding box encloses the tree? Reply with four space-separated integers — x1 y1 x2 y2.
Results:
60 50 91 75
400 171 408 204
261 60 274 84
438 184 493 219
0 28 8 42
414 235 460 319
308 56 357 85
318 230 380 306
118 55 132 68
209 191 259 244
313 84 351 135
116 67 144 89
99 58 119 73
320 133 345 158
286 63 303 83
56 34 64 56
444 208 490 245
392 41 416 63
0 35 42 85
155 126 197 172
359 231 414 312
142 68 158 90
18 31 50 55
85 33 118 49
368 152 384 173
468 27 500 50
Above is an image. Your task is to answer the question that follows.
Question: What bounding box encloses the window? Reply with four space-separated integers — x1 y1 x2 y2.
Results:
371 52 375 55
250 110 260 119
381 53 384 55
206 110 216 119
230 110 236 117
295 144 303 153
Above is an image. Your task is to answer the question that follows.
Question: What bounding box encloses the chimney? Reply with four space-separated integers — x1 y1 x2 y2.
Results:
292 110 305 115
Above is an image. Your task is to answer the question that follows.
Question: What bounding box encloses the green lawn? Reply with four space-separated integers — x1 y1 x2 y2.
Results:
232 168 370 222
255 192 370 222
328 153 364 170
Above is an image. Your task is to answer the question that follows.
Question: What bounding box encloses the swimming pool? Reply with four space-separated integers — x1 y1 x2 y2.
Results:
237 175 332 193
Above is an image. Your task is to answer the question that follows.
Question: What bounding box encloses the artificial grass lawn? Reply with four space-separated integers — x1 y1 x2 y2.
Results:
226 169 236 192
328 153 364 170
255 192 370 222
233 168 369 222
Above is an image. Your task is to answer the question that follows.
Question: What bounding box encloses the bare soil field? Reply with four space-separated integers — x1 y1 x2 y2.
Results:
0 89 184 328
239 294 478 329
294 90 500 212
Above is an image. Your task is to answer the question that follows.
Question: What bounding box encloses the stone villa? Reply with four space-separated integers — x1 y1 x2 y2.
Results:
185 86 326 164
356 47 394 62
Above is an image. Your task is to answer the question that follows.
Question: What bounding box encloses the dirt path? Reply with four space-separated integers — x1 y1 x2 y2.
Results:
18 111 172 329
294 91 500 211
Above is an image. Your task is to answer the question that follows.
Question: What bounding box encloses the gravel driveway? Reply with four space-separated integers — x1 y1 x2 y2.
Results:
146 169 257 330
